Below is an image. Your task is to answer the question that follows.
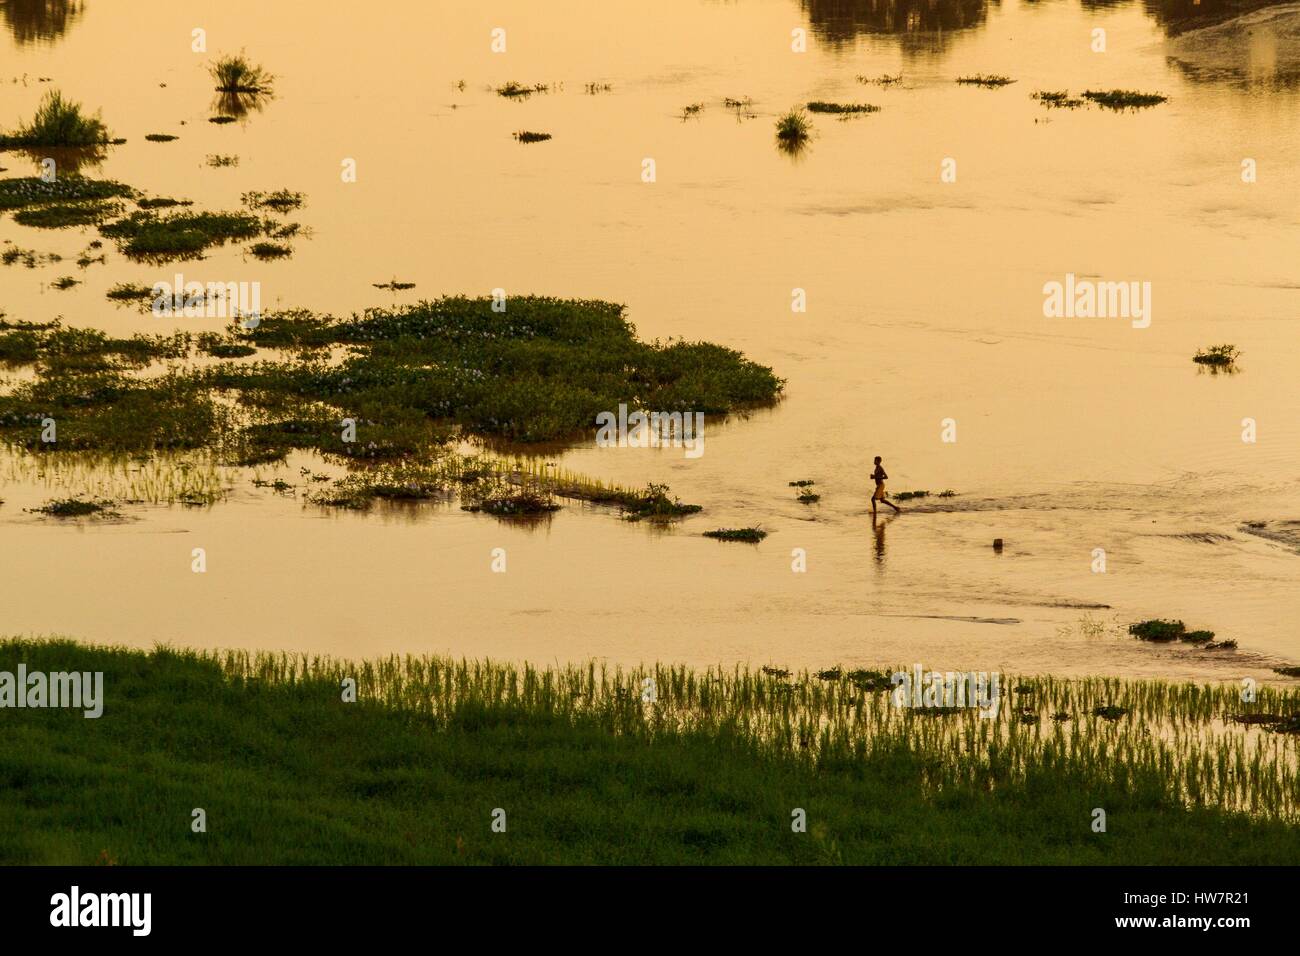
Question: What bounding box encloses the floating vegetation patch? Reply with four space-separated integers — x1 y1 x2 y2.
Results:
144 133 178 142
373 280 415 291
895 490 929 501
248 241 291 260
1130 619 1189 643
1275 667 1300 678
50 275 78 290
105 282 155 304
12 199 121 228
497 81 548 99
1082 89 1167 110
584 82 612 94
0 299 782 504
136 198 193 211
99 209 265 262
242 189 304 213
704 527 767 543
619 482 702 522
1 245 61 267
797 490 819 503
0 176 133 211
208 116 237 125
1193 343 1239 368
29 496 118 518
196 333 256 359
806 101 879 114
206 154 239 168
0 90 111 148
1032 90 1084 109
857 73 902 86
513 130 551 143
956 74 1015 87
680 102 704 119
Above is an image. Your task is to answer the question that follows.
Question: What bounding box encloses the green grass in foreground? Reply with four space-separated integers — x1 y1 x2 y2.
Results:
1 639 1297 865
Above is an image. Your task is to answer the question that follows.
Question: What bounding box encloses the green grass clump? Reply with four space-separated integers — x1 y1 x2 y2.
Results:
3 638 1299 864
1082 89 1167 110
0 91 110 148
1129 619 1186 642
209 53 274 94
1193 344 1239 367
12 200 120 228
99 210 264 261
1276 667 1300 678
704 527 767 543
956 74 1015 87
619 482 702 522
0 176 133 211
805 101 879 114
775 109 811 145
895 490 929 501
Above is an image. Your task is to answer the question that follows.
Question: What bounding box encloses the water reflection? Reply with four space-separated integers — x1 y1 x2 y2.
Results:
800 0 993 50
1 0 82 46
871 512 894 566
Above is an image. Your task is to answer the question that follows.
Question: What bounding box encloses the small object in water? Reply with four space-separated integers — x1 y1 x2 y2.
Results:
993 538 1003 551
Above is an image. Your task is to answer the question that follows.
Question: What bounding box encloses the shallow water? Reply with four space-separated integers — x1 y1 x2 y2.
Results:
2 0 1299 682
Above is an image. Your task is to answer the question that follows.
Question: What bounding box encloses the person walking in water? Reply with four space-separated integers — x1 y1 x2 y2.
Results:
871 456 900 515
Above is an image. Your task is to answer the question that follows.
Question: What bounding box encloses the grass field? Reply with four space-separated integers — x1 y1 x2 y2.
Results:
1 638 1298 865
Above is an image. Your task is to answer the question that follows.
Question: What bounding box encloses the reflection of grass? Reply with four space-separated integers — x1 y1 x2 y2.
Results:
4 639 1299 863
0 91 110 148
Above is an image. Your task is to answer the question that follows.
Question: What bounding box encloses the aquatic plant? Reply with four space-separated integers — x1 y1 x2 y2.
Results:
144 133 178 142
895 490 929 501
704 527 767 542
1082 89 1167 110
497 81 548 99
805 101 879 114
0 90 110 148
857 73 902 86
12 200 120 228
50 275 77 290
620 482 702 522
206 154 239 168
513 130 551 143
775 109 811 145
248 241 292 260
30 496 117 517
99 209 264 261
1032 90 1083 109
209 53 274 94
1130 619 1187 642
956 74 1015 87
1193 344 1239 367
242 189 304 213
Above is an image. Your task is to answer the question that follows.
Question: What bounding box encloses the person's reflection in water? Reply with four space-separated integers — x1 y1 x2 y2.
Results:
871 512 895 567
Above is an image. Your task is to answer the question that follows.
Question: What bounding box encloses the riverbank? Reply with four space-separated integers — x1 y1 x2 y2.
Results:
2 638 1297 864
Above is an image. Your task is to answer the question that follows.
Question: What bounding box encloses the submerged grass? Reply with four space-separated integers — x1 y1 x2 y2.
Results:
956 74 1015 87
1 638 1297 864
